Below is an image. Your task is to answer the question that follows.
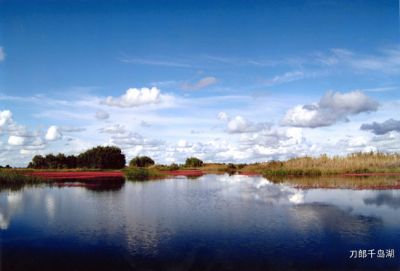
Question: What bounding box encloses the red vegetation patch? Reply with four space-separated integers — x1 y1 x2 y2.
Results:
26 171 124 181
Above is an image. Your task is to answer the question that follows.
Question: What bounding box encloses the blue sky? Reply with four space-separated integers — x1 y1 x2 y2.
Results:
0 0 400 166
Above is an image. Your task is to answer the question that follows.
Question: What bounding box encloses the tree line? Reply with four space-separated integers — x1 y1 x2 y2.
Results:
28 146 126 169
27 146 205 170
129 156 203 168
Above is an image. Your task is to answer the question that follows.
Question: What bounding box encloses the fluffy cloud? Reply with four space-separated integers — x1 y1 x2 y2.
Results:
182 76 217 90
104 87 161 108
360 119 400 135
8 135 25 146
0 47 5 62
95 110 109 120
45 126 62 141
282 90 379 128
0 110 47 154
218 112 269 133
0 110 12 130
227 116 269 134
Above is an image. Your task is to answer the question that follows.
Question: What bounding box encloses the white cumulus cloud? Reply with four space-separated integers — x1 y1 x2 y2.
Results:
0 110 12 130
45 126 62 141
219 114 270 134
8 135 25 146
227 116 255 133
104 87 161 108
282 90 379 128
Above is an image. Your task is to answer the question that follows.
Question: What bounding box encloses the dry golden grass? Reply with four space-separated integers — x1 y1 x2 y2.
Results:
241 152 400 176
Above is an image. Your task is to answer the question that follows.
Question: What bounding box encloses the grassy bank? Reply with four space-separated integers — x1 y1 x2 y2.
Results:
0 170 47 191
0 170 43 184
123 167 166 181
240 152 400 177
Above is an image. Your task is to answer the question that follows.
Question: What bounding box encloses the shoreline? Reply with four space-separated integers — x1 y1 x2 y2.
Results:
0 169 399 191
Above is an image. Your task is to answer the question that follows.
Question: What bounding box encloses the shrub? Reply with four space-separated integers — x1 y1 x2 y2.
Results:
129 156 155 168
185 157 203 167
125 167 150 180
124 167 164 181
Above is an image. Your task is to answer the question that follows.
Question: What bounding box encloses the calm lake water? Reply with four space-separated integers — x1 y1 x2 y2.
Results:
1 174 400 270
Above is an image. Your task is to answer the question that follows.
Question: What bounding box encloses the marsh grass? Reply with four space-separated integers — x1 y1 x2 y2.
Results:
240 152 400 176
0 169 49 191
123 167 165 181
0 170 44 184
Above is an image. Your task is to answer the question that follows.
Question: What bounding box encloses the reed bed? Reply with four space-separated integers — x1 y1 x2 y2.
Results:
240 152 400 176
0 170 48 191
123 167 166 181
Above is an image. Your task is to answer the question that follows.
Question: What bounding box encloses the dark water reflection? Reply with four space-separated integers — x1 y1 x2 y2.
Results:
1 174 399 270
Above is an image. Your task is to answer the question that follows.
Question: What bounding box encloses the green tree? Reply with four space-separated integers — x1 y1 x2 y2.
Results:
129 156 155 167
185 157 203 167
55 153 68 169
66 155 77 168
77 146 126 169
45 154 58 169
28 155 48 169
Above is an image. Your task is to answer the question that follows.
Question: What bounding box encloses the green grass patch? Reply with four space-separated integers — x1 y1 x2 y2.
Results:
0 170 47 191
123 167 165 181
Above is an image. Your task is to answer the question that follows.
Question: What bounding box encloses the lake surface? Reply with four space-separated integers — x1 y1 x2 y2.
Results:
1 174 399 270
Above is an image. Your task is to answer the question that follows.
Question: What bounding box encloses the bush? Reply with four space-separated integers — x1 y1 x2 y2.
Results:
124 167 164 181
125 167 150 180
129 156 155 168
185 157 203 167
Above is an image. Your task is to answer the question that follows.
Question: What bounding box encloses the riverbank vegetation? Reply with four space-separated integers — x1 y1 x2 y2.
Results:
129 156 155 168
0 169 46 191
124 156 165 180
2 152 400 188
240 152 400 177
123 167 165 180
